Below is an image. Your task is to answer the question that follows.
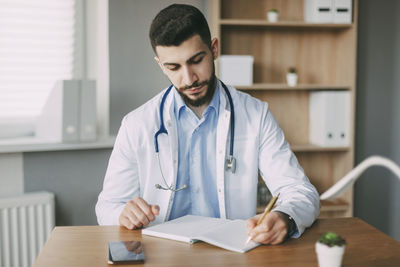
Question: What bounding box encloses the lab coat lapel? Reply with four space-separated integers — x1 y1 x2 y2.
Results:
216 81 230 219
160 88 179 220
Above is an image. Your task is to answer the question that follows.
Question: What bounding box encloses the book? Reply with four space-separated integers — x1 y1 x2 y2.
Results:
142 215 260 253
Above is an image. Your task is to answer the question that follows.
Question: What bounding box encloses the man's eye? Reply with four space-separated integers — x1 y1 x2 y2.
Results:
167 66 179 71
192 57 203 64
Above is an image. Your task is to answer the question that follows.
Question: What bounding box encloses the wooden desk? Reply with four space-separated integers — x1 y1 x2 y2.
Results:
34 218 400 267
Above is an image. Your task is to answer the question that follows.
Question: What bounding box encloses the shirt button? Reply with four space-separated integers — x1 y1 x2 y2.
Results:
218 189 221 193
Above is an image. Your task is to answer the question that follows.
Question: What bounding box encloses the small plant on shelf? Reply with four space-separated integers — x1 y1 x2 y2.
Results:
267 9 279 22
286 67 298 87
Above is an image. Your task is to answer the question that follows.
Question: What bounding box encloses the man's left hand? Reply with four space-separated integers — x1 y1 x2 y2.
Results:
246 211 291 245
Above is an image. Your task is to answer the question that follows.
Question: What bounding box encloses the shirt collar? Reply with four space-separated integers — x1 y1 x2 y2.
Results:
173 82 220 119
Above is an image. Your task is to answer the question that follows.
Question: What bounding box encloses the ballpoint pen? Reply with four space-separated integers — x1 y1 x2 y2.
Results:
245 193 280 245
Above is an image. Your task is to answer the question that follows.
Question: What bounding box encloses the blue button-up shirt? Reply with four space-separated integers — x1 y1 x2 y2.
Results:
169 84 221 220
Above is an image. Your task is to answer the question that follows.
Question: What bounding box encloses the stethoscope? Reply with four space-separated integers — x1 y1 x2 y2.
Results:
154 80 236 192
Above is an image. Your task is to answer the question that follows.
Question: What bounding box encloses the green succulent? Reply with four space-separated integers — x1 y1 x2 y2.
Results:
317 232 346 247
269 9 279 13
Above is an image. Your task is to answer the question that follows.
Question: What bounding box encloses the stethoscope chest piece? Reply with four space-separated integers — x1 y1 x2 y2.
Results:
225 155 236 173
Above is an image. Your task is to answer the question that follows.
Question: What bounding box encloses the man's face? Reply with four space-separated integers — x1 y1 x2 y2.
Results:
155 35 218 107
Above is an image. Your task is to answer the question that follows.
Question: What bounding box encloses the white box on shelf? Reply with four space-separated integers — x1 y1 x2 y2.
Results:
309 91 350 147
36 80 98 143
333 0 352 23
304 0 334 23
79 80 97 142
219 55 253 86
36 80 80 143
334 91 351 146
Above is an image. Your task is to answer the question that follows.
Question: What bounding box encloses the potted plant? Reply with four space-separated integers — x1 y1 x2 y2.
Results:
286 67 298 87
267 9 279 22
315 232 346 267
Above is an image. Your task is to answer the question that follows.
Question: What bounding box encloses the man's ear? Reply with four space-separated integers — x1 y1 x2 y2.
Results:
154 56 166 74
211 38 219 60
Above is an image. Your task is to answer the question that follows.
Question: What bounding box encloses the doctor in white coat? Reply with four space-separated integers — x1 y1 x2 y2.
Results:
96 4 320 245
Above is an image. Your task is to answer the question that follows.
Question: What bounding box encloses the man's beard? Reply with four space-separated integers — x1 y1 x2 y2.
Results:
176 64 217 107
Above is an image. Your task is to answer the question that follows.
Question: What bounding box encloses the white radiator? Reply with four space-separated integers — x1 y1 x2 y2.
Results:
0 191 55 267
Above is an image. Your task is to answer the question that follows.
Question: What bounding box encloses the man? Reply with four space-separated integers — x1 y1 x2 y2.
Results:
96 4 320 245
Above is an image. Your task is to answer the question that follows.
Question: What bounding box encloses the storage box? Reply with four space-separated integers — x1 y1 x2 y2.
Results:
333 0 352 23
304 0 334 23
309 91 350 147
219 55 254 86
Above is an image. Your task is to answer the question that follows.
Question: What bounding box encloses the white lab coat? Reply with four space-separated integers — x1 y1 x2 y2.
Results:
96 81 320 237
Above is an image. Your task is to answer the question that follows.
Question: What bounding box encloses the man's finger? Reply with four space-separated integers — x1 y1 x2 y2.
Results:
249 213 275 236
135 198 155 221
251 230 274 244
270 231 287 245
125 208 143 227
120 216 134 230
151 205 160 215
246 214 261 231
131 205 150 226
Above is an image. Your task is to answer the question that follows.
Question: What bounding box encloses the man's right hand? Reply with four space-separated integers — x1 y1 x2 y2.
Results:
119 197 160 229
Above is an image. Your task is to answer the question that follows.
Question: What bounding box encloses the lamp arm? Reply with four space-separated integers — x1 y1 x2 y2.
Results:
320 155 400 200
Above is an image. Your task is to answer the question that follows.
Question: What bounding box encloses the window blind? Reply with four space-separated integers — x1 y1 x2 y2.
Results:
0 0 75 119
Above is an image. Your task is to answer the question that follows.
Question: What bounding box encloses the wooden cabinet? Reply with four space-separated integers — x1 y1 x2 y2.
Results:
210 0 358 217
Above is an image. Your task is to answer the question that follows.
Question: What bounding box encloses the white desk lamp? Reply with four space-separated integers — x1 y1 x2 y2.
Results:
320 155 400 200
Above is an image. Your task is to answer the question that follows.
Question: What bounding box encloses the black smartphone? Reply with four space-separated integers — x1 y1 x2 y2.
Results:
108 241 145 264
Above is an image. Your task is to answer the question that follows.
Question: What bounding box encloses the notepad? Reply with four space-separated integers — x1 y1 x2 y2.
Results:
142 215 260 253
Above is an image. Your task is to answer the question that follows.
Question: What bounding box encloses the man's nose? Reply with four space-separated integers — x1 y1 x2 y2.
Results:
182 66 198 87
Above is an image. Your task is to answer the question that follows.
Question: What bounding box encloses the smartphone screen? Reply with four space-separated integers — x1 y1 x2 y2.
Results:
108 241 145 264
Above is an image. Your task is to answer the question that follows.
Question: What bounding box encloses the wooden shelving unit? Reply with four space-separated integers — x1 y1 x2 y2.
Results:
235 83 350 91
220 19 353 29
210 0 358 218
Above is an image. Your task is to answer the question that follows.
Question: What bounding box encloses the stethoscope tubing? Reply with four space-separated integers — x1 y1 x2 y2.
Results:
153 80 235 191
154 80 234 158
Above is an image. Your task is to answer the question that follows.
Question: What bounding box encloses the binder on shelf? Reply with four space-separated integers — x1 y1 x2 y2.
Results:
304 0 334 23
36 80 80 143
333 0 352 23
79 80 97 142
334 91 350 146
219 55 253 86
309 91 350 147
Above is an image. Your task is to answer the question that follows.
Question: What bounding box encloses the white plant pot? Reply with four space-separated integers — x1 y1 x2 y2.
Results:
315 242 346 267
286 73 298 87
267 12 279 22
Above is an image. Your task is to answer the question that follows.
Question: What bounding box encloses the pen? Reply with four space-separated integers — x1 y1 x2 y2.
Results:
245 193 280 245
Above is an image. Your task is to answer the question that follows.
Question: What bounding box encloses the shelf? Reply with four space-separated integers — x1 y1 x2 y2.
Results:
291 144 350 152
0 136 116 153
256 199 349 214
220 19 353 29
235 84 351 91
215 0 357 218
320 199 349 212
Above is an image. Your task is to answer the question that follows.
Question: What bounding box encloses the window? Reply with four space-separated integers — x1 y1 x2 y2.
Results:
0 0 76 138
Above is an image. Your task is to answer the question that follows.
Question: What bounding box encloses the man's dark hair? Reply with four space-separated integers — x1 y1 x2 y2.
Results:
149 4 211 53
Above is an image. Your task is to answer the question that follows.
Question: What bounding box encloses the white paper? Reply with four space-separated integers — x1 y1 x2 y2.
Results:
142 215 260 253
